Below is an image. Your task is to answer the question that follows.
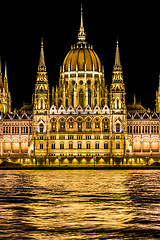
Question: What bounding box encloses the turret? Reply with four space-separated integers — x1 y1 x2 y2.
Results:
31 38 50 157
156 73 160 113
110 39 126 110
109 40 128 157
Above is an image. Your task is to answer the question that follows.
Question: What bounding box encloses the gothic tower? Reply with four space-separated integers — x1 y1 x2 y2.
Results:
32 39 50 157
156 73 160 113
110 40 128 158
0 59 11 113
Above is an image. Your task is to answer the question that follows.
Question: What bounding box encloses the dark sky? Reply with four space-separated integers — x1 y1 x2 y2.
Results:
0 1 160 110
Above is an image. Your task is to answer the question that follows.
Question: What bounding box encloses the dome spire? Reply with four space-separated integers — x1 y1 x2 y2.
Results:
78 4 86 42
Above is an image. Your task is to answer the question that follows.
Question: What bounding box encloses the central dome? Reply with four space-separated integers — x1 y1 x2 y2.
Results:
63 44 101 72
63 6 101 73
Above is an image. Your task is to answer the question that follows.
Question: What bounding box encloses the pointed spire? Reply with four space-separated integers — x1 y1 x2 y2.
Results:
134 93 136 105
113 38 122 71
38 38 46 72
4 61 8 82
0 56 1 75
0 57 3 89
4 61 9 93
78 4 86 42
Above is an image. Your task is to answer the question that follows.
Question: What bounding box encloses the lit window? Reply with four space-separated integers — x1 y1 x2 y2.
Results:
39 123 44 133
40 143 43 149
116 123 120 133
78 143 82 149
104 143 108 149
116 142 120 149
60 143 64 149
95 143 99 149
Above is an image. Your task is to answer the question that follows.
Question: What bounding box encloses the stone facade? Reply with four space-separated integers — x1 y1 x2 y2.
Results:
0 7 160 166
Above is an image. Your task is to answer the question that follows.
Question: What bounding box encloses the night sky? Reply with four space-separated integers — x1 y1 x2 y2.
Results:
0 1 160 111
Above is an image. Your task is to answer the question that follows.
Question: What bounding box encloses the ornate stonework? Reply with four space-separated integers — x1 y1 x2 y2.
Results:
0 6 160 166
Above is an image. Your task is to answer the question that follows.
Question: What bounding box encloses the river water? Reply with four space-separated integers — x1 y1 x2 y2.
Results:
0 170 160 240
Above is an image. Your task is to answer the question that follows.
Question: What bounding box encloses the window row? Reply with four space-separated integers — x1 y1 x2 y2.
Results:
50 135 110 140
39 142 121 150
3 126 32 134
50 118 110 132
127 125 159 134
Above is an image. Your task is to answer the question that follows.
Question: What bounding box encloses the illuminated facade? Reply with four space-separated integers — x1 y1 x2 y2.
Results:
0 7 160 166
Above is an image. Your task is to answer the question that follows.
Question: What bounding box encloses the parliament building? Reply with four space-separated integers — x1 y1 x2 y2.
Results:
0 8 160 166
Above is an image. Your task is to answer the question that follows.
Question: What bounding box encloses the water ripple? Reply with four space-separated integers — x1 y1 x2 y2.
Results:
0 170 160 239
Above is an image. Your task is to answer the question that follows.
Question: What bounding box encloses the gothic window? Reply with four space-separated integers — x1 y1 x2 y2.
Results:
69 118 74 128
88 88 91 106
40 98 43 109
116 123 120 133
86 118 91 129
95 142 99 149
116 142 120 149
51 143 55 149
59 118 65 131
69 142 73 149
66 99 68 107
101 99 105 108
86 143 90 149
71 91 74 107
78 142 82 149
40 143 43 149
117 98 119 109
77 118 82 132
102 118 109 132
104 142 109 149
58 99 62 108
39 123 44 133
51 118 56 132
95 118 100 128
60 142 64 149
79 89 84 107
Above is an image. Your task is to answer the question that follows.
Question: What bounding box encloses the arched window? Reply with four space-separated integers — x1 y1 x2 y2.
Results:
79 89 84 107
40 98 43 109
39 123 44 133
88 88 91 106
86 118 91 129
59 118 65 132
68 118 74 128
102 118 109 132
51 143 55 149
86 142 90 149
60 142 64 149
116 142 120 149
40 143 43 149
116 123 120 133
104 142 109 149
95 142 99 149
71 91 74 107
78 142 82 149
101 99 105 108
77 118 82 132
50 118 56 132
95 118 100 128
117 98 119 109
69 142 73 149
66 99 68 107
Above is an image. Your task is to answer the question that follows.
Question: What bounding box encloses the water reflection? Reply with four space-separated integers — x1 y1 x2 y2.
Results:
0 170 159 239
